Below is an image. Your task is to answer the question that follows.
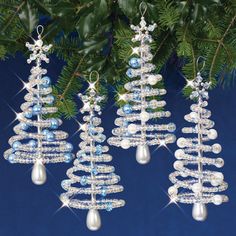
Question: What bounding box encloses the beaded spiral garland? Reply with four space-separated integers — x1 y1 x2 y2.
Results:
4 25 74 185
60 73 125 231
108 4 176 164
168 69 228 221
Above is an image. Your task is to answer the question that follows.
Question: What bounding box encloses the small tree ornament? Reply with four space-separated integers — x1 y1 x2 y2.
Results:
168 58 228 221
108 2 176 164
60 72 125 231
4 25 74 185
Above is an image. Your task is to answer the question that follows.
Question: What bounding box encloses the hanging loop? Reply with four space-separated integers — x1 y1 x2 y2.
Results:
89 70 100 82
196 56 206 73
139 1 147 16
36 25 44 36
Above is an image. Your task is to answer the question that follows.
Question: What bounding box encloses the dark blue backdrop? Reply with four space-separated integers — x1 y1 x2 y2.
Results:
0 53 235 236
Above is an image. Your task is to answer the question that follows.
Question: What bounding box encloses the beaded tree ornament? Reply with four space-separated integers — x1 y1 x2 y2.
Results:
168 58 228 221
60 71 125 231
4 25 74 185
108 2 176 164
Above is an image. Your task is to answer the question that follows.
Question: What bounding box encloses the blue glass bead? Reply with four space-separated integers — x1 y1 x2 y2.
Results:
65 143 73 152
29 140 37 148
46 132 55 141
133 91 141 101
80 176 87 186
25 111 32 118
50 118 59 129
101 186 107 197
47 95 55 105
61 179 70 187
32 104 42 114
77 151 85 160
64 153 73 163
20 123 28 130
88 125 96 135
126 68 133 78
41 76 51 88
106 202 113 212
123 121 128 127
123 104 133 114
129 57 140 68
95 145 103 155
42 129 49 135
99 134 106 143
12 141 21 150
91 167 98 176
8 154 16 163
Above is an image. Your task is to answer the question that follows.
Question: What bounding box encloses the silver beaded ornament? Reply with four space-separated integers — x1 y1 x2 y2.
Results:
4 25 74 185
108 2 176 164
60 71 125 231
168 58 228 221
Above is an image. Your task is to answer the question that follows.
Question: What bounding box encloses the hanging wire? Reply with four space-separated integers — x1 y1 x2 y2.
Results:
89 70 100 82
196 56 206 73
36 25 44 36
139 1 147 16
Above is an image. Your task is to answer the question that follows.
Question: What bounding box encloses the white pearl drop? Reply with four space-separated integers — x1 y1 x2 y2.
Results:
192 183 203 193
177 137 186 148
86 209 101 231
127 124 137 134
208 129 218 140
136 144 151 164
212 143 222 154
175 149 184 159
148 75 158 85
189 112 198 119
168 186 178 196
212 195 223 205
192 203 208 221
31 162 47 185
173 161 184 170
140 111 149 122
121 139 131 149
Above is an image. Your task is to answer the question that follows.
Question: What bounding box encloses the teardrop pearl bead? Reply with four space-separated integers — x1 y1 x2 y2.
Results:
192 203 208 221
86 209 101 231
136 144 151 164
31 162 47 185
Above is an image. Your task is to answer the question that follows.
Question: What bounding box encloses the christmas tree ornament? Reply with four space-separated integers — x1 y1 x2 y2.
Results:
60 71 125 231
4 25 74 185
168 57 228 221
108 2 176 164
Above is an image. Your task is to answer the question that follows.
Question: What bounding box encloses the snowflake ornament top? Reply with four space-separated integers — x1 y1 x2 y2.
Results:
108 2 176 164
60 72 125 231
168 58 228 221
4 25 74 185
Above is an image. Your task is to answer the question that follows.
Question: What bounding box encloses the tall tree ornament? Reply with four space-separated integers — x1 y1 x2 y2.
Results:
60 72 125 231
168 58 229 221
4 25 74 185
108 2 176 164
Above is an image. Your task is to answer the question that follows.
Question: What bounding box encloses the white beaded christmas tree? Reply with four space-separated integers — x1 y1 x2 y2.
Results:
108 3 176 164
4 25 74 185
60 72 125 231
168 63 228 221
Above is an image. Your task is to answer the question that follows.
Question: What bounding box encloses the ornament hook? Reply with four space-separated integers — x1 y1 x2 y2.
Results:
89 71 100 82
196 56 206 73
36 25 44 37
139 1 147 17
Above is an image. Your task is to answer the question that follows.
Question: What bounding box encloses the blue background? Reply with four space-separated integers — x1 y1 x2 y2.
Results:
0 53 235 236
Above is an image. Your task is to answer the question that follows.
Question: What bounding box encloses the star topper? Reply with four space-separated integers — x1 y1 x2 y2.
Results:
190 57 211 100
130 2 157 43
25 25 52 64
